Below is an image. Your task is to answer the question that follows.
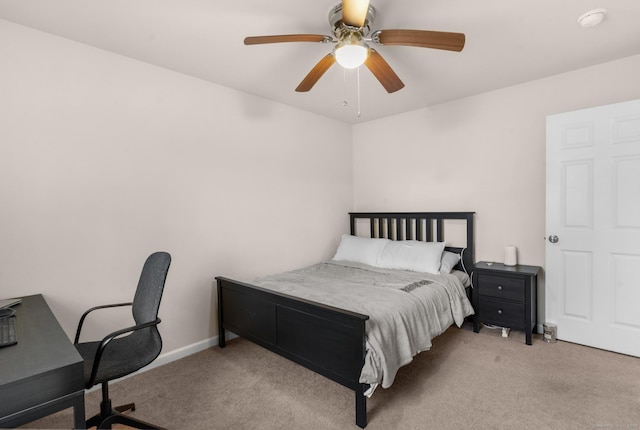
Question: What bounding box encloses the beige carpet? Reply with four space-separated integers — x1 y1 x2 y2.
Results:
20 323 640 429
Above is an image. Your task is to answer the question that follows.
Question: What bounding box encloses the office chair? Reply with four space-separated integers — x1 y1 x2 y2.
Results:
74 251 171 430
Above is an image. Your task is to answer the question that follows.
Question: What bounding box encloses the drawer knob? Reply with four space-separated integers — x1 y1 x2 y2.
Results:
497 285 503 291
497 309 503 315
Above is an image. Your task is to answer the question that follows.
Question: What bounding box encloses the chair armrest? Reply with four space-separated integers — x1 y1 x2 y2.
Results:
74 302 133 344
87 317 162 387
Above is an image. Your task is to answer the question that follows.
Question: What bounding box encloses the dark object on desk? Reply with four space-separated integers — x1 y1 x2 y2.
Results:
74 251 171 430
0 294 85 429
0 309 17 347
0 298 22 309
0 307 15 318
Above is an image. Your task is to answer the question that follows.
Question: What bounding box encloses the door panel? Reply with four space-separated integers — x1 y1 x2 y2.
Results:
562 250 592 320
546 98 640 357
613 156 640 228
612 114 640 143
562 160 593 228
611 254 640 327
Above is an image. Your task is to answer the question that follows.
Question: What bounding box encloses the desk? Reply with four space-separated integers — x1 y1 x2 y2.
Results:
0 294 85 428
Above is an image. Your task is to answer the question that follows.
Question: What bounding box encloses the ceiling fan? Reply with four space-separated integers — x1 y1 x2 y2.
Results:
244 0 465 93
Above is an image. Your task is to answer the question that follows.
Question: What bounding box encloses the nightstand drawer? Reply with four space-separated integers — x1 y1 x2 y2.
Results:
478 297 525 327
477 274 525 301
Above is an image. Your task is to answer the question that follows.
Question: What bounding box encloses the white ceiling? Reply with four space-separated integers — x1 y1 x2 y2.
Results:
1 0 639 123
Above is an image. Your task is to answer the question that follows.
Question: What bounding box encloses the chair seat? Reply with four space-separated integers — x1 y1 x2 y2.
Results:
75 329 161 387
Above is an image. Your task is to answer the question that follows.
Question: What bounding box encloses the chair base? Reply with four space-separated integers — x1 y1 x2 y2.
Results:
87 384 165 429
87 403 165 430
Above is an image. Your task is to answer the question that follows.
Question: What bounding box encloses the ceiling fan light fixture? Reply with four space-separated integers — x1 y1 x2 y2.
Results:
334 43 369 69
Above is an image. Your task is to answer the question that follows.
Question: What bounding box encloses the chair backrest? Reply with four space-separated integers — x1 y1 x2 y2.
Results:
132 251 171 325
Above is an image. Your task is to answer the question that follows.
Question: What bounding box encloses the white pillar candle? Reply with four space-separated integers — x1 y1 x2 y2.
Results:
504 245 517 266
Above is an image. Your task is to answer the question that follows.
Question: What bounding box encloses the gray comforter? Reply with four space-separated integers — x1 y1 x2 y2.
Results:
251 260 475 396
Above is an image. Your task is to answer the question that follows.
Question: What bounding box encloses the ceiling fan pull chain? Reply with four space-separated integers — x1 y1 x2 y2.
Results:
342 68 348 107
357 67 362 117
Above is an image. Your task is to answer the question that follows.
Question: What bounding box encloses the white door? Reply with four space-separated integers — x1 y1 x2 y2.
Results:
546 99 640 357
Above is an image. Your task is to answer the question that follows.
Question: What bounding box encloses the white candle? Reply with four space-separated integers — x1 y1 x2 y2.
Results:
504 246 517 266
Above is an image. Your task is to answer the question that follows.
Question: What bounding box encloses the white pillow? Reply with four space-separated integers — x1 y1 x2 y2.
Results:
378 240 445 274
332 234 390 267
440 251 461 274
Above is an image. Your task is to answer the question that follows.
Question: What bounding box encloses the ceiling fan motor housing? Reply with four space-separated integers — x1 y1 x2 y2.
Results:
329 3 376 39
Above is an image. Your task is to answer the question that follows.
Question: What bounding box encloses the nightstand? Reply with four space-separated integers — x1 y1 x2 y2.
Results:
472 262 540 345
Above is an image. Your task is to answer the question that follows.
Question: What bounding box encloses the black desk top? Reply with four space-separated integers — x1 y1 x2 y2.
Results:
0 294 84 418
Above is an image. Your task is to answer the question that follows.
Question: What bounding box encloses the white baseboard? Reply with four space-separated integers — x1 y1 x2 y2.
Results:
88 332 237 391
149 337 218 370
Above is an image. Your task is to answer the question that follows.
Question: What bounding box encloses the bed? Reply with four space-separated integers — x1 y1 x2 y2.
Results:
215 212 475 428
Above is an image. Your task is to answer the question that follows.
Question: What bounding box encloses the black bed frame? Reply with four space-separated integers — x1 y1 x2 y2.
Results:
216 212 475 428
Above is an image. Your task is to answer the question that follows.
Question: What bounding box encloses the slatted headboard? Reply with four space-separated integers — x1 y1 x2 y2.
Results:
349 212 475 273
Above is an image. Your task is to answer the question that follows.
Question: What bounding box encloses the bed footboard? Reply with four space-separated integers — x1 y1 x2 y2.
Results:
216 276 370 428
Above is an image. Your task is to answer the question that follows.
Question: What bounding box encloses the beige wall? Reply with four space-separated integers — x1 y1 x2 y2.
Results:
0 20 353 354
353 53 640 268
353 53 640 327
3 16 640 358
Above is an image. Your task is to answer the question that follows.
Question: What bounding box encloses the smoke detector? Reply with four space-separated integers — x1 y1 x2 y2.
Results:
578 8 607 28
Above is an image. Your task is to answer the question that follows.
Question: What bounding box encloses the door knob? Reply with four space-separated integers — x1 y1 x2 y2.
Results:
548 235 559 243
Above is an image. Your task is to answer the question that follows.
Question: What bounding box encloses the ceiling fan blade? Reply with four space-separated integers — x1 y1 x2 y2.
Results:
374 29 465 52
295 54 337 92
364 49 404 93
341 0 370 28
244 34 332 45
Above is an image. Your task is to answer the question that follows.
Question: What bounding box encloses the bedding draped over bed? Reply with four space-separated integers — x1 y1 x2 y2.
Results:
251 260 474 396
